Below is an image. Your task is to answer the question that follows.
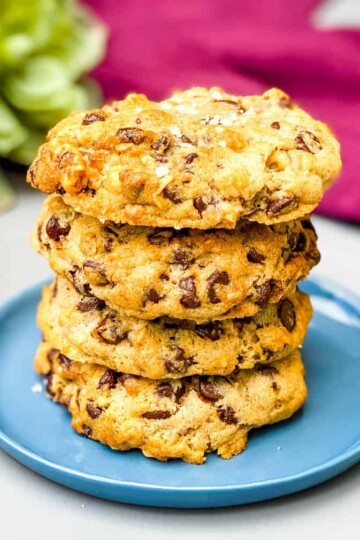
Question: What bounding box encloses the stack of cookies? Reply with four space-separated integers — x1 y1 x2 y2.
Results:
27 87 341 464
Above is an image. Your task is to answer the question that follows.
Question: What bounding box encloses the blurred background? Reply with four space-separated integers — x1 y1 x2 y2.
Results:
0 0 359 299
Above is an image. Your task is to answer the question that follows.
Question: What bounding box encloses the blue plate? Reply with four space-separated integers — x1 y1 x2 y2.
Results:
1 277 360 508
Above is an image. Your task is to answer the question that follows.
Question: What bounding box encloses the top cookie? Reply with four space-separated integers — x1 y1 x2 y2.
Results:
27 87 341 229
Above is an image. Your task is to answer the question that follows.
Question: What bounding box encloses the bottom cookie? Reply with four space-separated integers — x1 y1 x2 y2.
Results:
35 342 307 464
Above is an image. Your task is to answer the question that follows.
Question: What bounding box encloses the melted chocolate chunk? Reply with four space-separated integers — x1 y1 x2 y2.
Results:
80 425 93 438
271 121 280 129
198 379 223 402
143 289 164 306
164 346 195 374
58 353 72 370
162 186 182 204
82 112 105 125
142 410 172 420
45 215 70 241
278 299 296 331
255 363 279 375
78 295 106 312
266 196 296 215
151 136 171 154
98 369 118 389
157 381 185 403
179 276 201 308
171 248 194 269
116 127 145 145
184 153 198 165
207 271 230 304
68 267 92 296
94 315 127 344
86 402 103 419
217 406 237 424
247 247 265 264
195 321 222 341
193 196 207 216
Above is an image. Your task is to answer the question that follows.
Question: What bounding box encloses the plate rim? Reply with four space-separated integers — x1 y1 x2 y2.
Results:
1 275 360 501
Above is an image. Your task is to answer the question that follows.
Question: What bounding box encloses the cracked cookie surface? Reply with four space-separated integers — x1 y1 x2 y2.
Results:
38 277 312 378
34 195 320 321
27 87 341 229
36 343 307 464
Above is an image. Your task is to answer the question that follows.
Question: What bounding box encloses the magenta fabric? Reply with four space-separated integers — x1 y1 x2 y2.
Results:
85 0 360 222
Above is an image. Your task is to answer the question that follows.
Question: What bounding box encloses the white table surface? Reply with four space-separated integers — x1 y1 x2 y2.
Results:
1 2 360 537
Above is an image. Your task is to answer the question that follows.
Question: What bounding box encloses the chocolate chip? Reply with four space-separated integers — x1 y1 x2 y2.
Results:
68 267 92 296
164 346 195 374
179 276 201 308
247 247 265 264
116 127 145 144
45 215 70 241
278 299 296 331
58 353 72 370
195 321 222 341
86 402 103 419
142 410 172 420
80 425 93 438
162 186 182 204
198 379 223 402
193 196 207 217
295 131 322 154
171 248 194 269
266 196 296 215
255 363 279 375
47 348 59 365
98 369 118 389
271 121 280 129
217 406 237 424
94 315 127 344
143 289 164 306
272 381 279 391
82 112 105 125
184 153 198 165
56 185 66 195
181 134 196 145
207 271 230 304
254 280 272 308
83 260 109 286
78 295 106 312
157 381 185 403
159 273 169 281
46 374 55 397
151 136 171 154
135 118 141 124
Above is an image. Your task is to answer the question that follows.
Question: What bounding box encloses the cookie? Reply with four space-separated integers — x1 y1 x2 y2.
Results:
27 87 341 229
38 277 312 378
36 342 307 464
34 195 320 321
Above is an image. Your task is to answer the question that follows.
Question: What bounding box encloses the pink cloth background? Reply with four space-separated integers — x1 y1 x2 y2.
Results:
86 0 360 222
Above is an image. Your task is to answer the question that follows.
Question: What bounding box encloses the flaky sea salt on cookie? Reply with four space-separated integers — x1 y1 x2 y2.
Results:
27 87 341 229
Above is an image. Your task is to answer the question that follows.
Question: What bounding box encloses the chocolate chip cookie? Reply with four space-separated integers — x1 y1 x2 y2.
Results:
34 195 320 321
38 277 312 378
36 342 307 464
27 87 341 229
